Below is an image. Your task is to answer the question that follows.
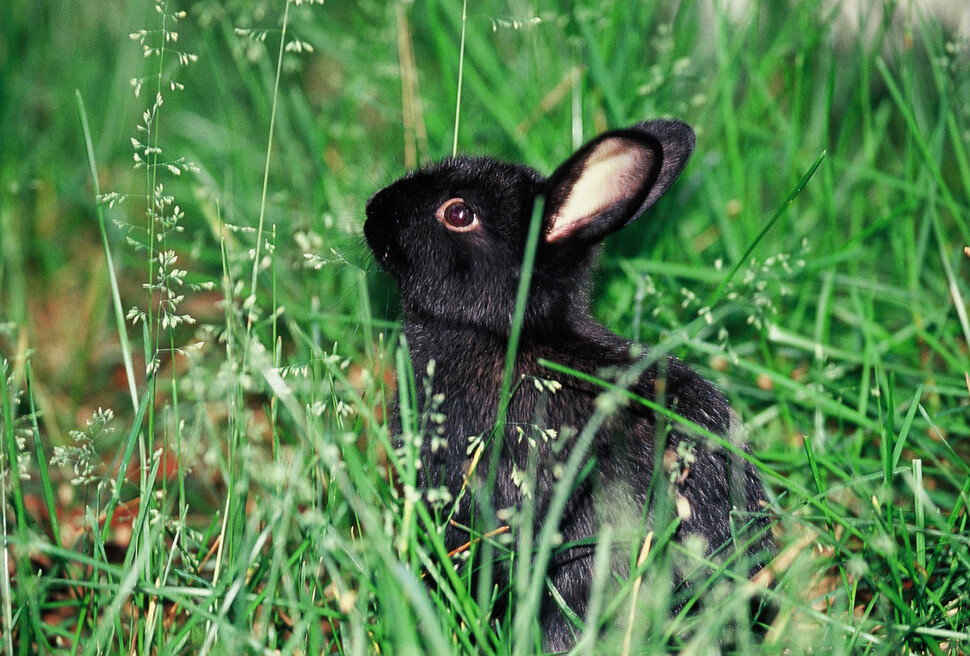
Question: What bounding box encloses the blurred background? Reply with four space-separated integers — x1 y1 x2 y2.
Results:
1 0 969 651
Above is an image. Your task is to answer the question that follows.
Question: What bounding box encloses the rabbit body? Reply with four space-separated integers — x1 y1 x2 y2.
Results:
365 120 771 650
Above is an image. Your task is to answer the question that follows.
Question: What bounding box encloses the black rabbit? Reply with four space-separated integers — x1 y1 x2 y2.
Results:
365 119 772 650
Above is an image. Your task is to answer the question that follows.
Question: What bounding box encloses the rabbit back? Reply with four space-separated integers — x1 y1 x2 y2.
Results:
402 318 770 650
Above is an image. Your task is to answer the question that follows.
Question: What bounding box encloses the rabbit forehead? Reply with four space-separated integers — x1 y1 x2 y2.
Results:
413 156 541 208
390 157 541 242
370 158 537 222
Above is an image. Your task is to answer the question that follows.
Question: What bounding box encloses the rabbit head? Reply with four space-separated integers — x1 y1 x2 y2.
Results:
364 119 695 336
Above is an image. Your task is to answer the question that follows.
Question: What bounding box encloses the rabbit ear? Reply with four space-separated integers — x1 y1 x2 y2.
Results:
543 119 694 245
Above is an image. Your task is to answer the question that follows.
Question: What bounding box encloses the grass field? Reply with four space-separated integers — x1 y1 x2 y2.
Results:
1 0 969 653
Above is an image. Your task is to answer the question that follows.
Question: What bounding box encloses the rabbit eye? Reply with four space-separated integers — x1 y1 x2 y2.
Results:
436 198 478 232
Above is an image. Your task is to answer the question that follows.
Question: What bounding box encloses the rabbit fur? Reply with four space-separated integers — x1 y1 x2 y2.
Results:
364 119 772 650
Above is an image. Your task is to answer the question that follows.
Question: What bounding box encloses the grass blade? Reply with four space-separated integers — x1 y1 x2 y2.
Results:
75 89 139 412
99 379 153 544
452 0 468 156
25 361 61 548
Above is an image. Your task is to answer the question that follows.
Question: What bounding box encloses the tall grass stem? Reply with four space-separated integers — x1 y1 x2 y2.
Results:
75 91 139 411
452 0 468 156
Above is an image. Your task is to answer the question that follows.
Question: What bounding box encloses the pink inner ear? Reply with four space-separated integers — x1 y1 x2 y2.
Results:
546 137 653 242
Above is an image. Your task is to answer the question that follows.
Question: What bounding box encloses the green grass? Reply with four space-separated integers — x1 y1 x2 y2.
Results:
1 0 970 653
